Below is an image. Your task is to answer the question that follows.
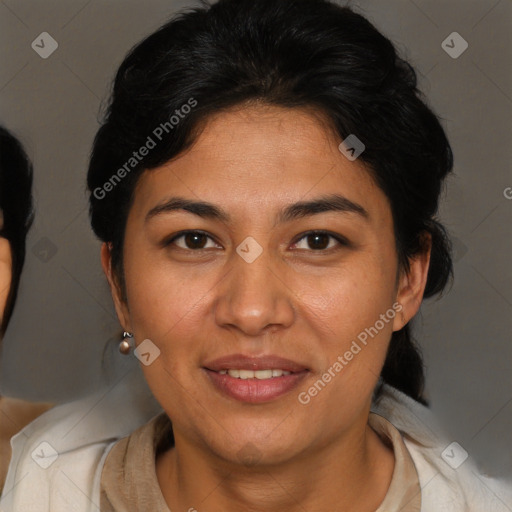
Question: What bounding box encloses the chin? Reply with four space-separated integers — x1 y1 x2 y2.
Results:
205 426 304 468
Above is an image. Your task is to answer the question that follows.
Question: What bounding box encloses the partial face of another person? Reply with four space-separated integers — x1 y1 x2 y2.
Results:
105 104 428 466
0 212 12 329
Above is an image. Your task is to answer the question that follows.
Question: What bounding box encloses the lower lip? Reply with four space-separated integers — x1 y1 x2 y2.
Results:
204 369 308 403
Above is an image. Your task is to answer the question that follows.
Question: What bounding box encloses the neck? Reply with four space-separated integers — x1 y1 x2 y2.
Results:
156 413 394 512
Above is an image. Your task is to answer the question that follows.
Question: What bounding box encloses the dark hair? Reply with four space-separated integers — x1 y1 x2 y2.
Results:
87 0 453 404
0 126 34 335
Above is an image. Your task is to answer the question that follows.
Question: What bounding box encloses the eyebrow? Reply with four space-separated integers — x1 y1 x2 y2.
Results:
145 193 369 225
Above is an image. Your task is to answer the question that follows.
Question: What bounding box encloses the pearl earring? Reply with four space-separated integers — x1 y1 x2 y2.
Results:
119 331 134 355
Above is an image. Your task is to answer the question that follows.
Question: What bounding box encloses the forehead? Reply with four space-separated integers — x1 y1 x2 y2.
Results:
131 104 390 225
183 104 346 176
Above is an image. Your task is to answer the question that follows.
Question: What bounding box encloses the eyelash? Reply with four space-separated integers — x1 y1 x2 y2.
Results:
163 230 349 253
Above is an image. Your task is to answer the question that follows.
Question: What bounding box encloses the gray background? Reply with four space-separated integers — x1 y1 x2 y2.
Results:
0 0 511 480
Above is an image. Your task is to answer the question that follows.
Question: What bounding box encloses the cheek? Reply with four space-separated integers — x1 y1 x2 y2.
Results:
123 249 220 363
296 253 398 396
127 270 208 337
302 251 397 337
124 263 214 414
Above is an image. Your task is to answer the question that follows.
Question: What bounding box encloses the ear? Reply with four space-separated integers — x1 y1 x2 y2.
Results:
100 242 131 332
392 234 431 332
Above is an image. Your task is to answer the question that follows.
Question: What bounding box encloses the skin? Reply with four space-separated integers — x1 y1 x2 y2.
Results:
0 222 11 316
102 104 430 512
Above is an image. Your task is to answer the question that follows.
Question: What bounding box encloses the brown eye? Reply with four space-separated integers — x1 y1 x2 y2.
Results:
292 231 347 251
166 231 220 250
183 232 208 249
306 233 330 250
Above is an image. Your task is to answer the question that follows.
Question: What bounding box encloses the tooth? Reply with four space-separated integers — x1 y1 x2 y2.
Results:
255 370 273 379
222 368 293 379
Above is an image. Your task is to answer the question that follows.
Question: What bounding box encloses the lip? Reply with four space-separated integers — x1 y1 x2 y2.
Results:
203 354 309 404
203 354 308 373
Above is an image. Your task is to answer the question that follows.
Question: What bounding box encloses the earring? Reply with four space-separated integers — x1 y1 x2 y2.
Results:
119 331 134 355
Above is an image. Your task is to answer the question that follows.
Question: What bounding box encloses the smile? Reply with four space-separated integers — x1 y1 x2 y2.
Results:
203 354 310 403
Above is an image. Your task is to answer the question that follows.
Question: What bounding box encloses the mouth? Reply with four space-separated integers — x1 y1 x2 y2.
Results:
203 354 309 404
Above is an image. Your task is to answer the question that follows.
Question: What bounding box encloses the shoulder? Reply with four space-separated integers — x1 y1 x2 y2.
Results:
0 376 162 512
0 397 53 434
0 396 53 491
372 384 512 511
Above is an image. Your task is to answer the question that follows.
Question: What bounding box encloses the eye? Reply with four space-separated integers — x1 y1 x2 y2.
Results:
291 231 348 251
163 230 348 253
165 230 221 250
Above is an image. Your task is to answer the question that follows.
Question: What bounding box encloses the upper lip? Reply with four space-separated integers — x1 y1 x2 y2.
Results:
204 354 308 373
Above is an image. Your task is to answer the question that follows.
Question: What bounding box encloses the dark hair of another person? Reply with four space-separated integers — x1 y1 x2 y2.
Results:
0 126 34 335
87 0 454 405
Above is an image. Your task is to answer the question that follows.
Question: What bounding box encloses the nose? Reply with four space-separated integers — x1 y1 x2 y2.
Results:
213 242 295 337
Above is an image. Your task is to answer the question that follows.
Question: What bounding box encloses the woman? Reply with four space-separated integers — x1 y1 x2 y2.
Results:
0 126 53 491
85 0 511 510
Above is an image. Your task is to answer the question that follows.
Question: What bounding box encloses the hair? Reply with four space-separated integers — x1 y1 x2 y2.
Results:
0 126 34 335
87 0 454 405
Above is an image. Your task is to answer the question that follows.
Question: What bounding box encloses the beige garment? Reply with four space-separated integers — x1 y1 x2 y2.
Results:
369 413 422 512
100 412 421 512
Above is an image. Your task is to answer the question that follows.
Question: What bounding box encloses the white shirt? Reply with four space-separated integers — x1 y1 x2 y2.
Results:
1 379 511 511
0 366 162 511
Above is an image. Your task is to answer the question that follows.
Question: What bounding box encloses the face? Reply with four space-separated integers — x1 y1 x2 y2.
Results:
104 104 429 465
0 211 12 332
